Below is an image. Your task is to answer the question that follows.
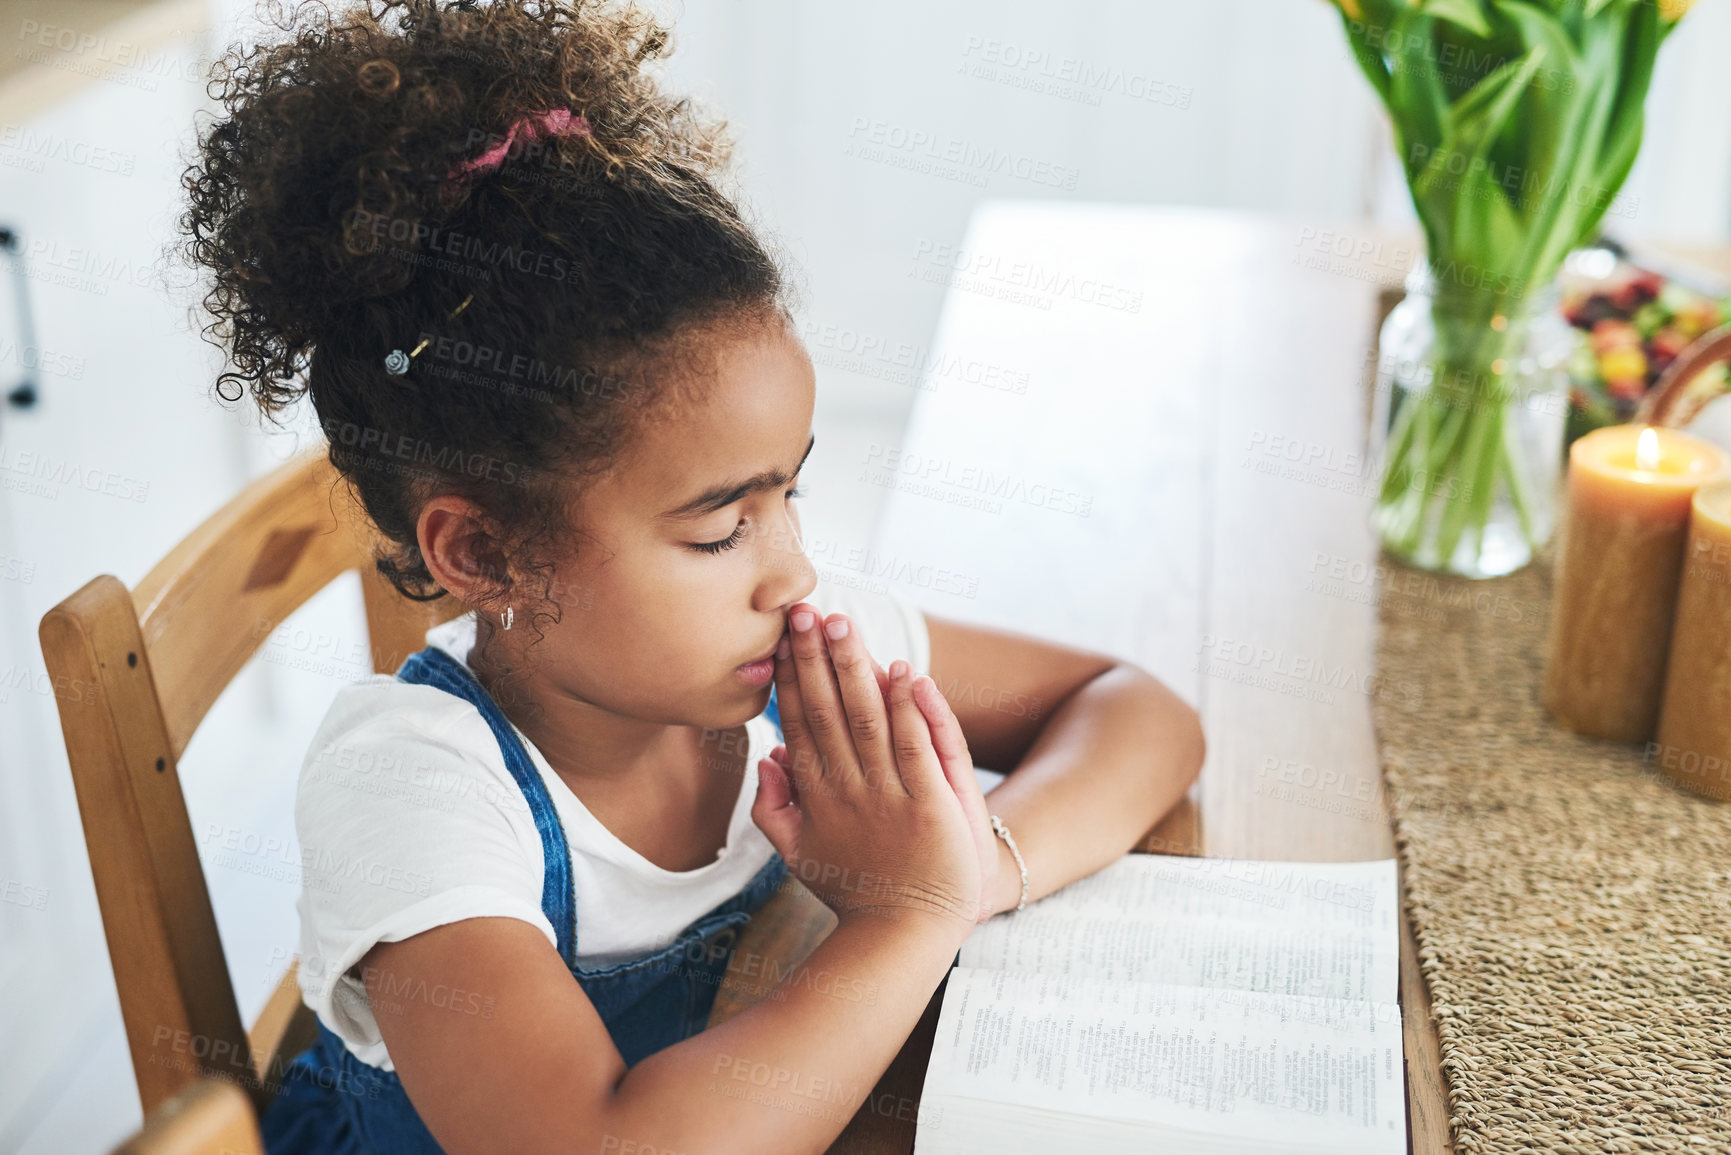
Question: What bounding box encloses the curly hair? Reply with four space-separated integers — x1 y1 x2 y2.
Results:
178 0 788 624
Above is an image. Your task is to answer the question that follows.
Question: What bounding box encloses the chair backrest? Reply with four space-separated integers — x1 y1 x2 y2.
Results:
38 450 463 1118
111 1078 264 1155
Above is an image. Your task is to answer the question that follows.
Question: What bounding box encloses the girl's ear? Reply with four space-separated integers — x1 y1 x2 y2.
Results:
417 496 512 606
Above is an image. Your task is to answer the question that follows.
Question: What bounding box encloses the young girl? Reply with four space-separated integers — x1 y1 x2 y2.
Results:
181 2 1203 1151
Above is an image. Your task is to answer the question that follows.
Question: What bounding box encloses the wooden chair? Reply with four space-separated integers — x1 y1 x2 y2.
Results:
111 1079 264 1155
38 450 462 1122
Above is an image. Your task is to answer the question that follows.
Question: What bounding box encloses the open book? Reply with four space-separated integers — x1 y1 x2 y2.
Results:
913 855 1407 1155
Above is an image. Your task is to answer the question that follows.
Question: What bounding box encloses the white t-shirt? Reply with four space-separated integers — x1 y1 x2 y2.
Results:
292 575 934 1070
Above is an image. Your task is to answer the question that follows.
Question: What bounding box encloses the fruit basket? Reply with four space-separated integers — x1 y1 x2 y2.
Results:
1561 259 1731 445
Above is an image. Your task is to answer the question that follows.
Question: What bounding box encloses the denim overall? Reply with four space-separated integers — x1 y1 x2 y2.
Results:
261 645 788 1154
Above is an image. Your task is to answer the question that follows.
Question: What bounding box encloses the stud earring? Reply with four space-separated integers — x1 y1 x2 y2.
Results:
500 606 514 631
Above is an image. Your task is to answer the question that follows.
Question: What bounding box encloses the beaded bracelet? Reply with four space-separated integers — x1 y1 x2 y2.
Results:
989 814 1029 913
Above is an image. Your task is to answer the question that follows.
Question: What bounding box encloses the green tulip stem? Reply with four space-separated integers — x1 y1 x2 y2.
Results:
1500 415 1538 547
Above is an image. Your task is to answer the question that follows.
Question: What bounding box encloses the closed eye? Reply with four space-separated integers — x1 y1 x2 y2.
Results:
686 483 803 556
688 520 747 555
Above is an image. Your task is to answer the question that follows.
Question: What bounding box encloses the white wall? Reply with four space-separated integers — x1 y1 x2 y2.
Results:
3 1 1726 1149
0 4 261 1148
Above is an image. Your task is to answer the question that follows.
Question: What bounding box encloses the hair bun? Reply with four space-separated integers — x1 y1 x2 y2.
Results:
179 0 727 415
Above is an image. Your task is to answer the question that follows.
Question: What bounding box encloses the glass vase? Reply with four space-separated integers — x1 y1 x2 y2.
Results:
1368 261 1574 579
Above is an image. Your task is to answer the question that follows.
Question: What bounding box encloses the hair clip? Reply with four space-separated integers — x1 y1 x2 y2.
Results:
385 292 474 376
447 108 592 183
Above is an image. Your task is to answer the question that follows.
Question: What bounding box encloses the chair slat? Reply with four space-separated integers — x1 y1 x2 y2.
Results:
112 1078 264 1155
360 557 464 676
247 962 319 1093
130 455 367 760
40 578 257 1114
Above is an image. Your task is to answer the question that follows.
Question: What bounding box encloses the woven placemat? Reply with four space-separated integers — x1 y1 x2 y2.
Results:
1372 550 1731 1153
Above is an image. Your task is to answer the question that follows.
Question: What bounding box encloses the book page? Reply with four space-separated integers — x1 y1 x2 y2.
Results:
960 856 1399 1003
914 967 1406 1155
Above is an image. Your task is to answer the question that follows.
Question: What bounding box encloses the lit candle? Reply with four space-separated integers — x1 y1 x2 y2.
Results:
1652 480 1731 799
1541 424 1729 741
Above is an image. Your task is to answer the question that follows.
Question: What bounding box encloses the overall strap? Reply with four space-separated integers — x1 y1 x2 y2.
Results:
396 646 579 966
394 647 787 973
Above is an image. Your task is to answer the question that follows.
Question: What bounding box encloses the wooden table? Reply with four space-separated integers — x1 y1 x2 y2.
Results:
712 205 1450 1153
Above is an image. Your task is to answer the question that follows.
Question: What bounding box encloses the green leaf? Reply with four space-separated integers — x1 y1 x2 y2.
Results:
1513 6 1625 282
1340 12 1394 104
1424 0 1494 38
1389 11 1452 179
1410 44 1546 273
1555 0 1586 40
1474 2 1595 289
1587 0 1661 240
1350 0 1407 24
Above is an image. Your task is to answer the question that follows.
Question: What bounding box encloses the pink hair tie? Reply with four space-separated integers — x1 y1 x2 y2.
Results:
447 108 591 181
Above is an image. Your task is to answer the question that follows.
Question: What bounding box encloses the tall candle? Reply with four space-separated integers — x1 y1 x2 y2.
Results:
1652 480 1731 800
1541 424 1728 741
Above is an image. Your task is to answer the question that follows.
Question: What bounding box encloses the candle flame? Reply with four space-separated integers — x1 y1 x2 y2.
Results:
1637 427 1662 472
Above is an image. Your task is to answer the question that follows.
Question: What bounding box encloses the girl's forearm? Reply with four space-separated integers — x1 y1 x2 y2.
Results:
980 664 1204 915
604 910 965 1155
591 665 1202 1152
